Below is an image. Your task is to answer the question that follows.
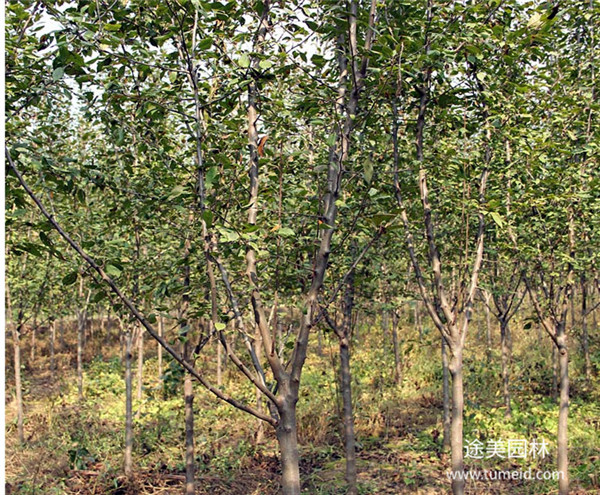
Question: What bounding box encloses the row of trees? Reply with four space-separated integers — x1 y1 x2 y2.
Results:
6 1 599 494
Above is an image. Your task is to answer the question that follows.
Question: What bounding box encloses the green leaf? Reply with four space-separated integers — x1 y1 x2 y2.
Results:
105 263 122 277
239 54 250 68
259 60 272 70
490 212 505 228
363 160 374 184
104 23 122 31
62 272 78 285
52 67 64 81
215 322 226 331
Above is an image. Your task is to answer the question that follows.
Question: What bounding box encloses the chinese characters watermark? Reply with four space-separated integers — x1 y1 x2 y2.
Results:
464 438 550 460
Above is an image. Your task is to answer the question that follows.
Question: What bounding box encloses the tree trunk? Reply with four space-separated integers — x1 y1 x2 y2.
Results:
136 327 143 404
50 320 56 378
557 333 569 495
484 296 492 360
30 323 36 362
441 336 451 450
415 302 423 340
59 318 65 350
449 348 465 495
124 330 133 477
77 310 85 401
254 328 265 446
339 338 357 495
581 278 590 383
338 265 357 495
552 344 558 401
500 319 511 418
158 315 163 381
276 402 301 495
317 326 323 357
391 312 402 385
13 321 25 444
382 310 389 340
184 375 195 495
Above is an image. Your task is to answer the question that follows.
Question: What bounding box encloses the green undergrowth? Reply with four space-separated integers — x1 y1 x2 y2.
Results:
5 320 600 494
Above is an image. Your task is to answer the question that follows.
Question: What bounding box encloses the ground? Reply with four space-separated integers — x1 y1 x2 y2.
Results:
5 318 600 494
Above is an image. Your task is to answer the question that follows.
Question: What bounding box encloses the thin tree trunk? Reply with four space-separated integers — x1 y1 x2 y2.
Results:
500 319 511 418
216 335 222 386
338 265 357 495
581 277 590 383
158 315 163 381
441 336 451 451
59 318 65 350
50 319 56 378
136 327 143 405
449 349 464 495
317 326 323 357
124 330 133 477
484 294 492 359
382 309 389 340
9 285 25 445
30 323 36 362
415 302 423 340
391 312 402 385
184 375 195 495
77 310 84 401
557 330 569 495
552 344 558 401
339 339 357 495
254 327 265 445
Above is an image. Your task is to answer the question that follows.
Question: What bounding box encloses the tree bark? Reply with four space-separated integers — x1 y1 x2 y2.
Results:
580 277 590 383
124 330 133 477
184 375 195 495
391 312 402 385
59 318 65 350
276 401 301 495
339 265 357 495
552 344 558 401
77 309 85 401
415 302 423 340
158 315 163 381
30 323 36 362
484 294 492 358
12 315 25 444
50 319 56 378
441 336 451 451
449 349 464 495
136 327 143 404
339 338 357 495
557 332 569 495
500 319 511 418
